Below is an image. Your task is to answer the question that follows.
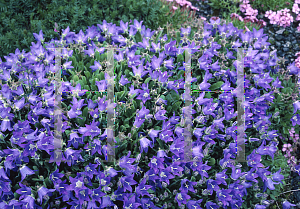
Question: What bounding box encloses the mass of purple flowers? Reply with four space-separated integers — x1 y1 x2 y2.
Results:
0 17 300 209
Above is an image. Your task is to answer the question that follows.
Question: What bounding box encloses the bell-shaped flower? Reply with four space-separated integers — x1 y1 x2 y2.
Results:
119 175 138 193
37 186 55 204
263 177 280 192
271 168 284 184
255 204 267 209
133 116 145 129
205 201 219 209
154 109 168 121
20 195 35 208
33 30 45 43
123 194 141 209
139 137 153 154
293 101 300 114
90 60 102 72
136 89 151 104
119 20 129 33
282 200 296 209
176 192 191 206
100 196 114 208
215 169 228 186
16 182 31 200
180 179 197 193
119 74 131 86
20 165 36 182
187 199 203 209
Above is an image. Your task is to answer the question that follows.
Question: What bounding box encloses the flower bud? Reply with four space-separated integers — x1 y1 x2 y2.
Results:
162 182 168 188
164 191 168 198
202 189 210 195
173 190 178 195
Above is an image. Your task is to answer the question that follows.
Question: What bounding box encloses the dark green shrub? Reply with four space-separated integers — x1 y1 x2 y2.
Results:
0 0 194 61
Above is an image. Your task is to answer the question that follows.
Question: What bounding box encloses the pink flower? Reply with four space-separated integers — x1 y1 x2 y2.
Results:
296 0 300 4
240 4 249 13
265 11 273 18
282 144 292 152
190 5 199 11
241 0 250 4
293 3 300 14
283 8 290 14
172 6 178 10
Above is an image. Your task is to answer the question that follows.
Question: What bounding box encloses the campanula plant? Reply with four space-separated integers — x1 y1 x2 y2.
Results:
0 16 300 209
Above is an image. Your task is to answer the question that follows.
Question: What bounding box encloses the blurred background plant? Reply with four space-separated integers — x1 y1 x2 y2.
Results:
0 0 196 62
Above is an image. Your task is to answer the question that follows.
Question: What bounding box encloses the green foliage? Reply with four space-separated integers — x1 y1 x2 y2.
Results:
0 0 192 61
207 0 240 12
249 0 294 13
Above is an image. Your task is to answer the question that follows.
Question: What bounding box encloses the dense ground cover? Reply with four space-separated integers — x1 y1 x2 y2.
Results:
1 0 300 208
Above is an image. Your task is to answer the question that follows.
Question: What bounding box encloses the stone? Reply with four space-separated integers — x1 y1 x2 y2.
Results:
282 47 289 52
276 29 285 34
284 42 291 48
275 35 283 41
269 37 275 42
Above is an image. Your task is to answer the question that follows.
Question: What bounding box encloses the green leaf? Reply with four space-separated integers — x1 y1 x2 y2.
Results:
61 102 68 109
45 177 52 187
135 50 140 55
133 100 137 109
65 130 71 136
270 194 276 200
207 158 216 165
172 101 182 111
68 68 75 76
125 108 132 118
205 92 212 98
176 31 181 46
82 76 87 85
82 106 89 118
177 54 184 63
155 30 163 44
76 117 86 127
73 75 79 82
145 77 152 84
156 138 164 149
135 31 142 43
209 81 224 91
78 80 85 89
84 85 90 90
97 71 104 80
90 78 95 85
